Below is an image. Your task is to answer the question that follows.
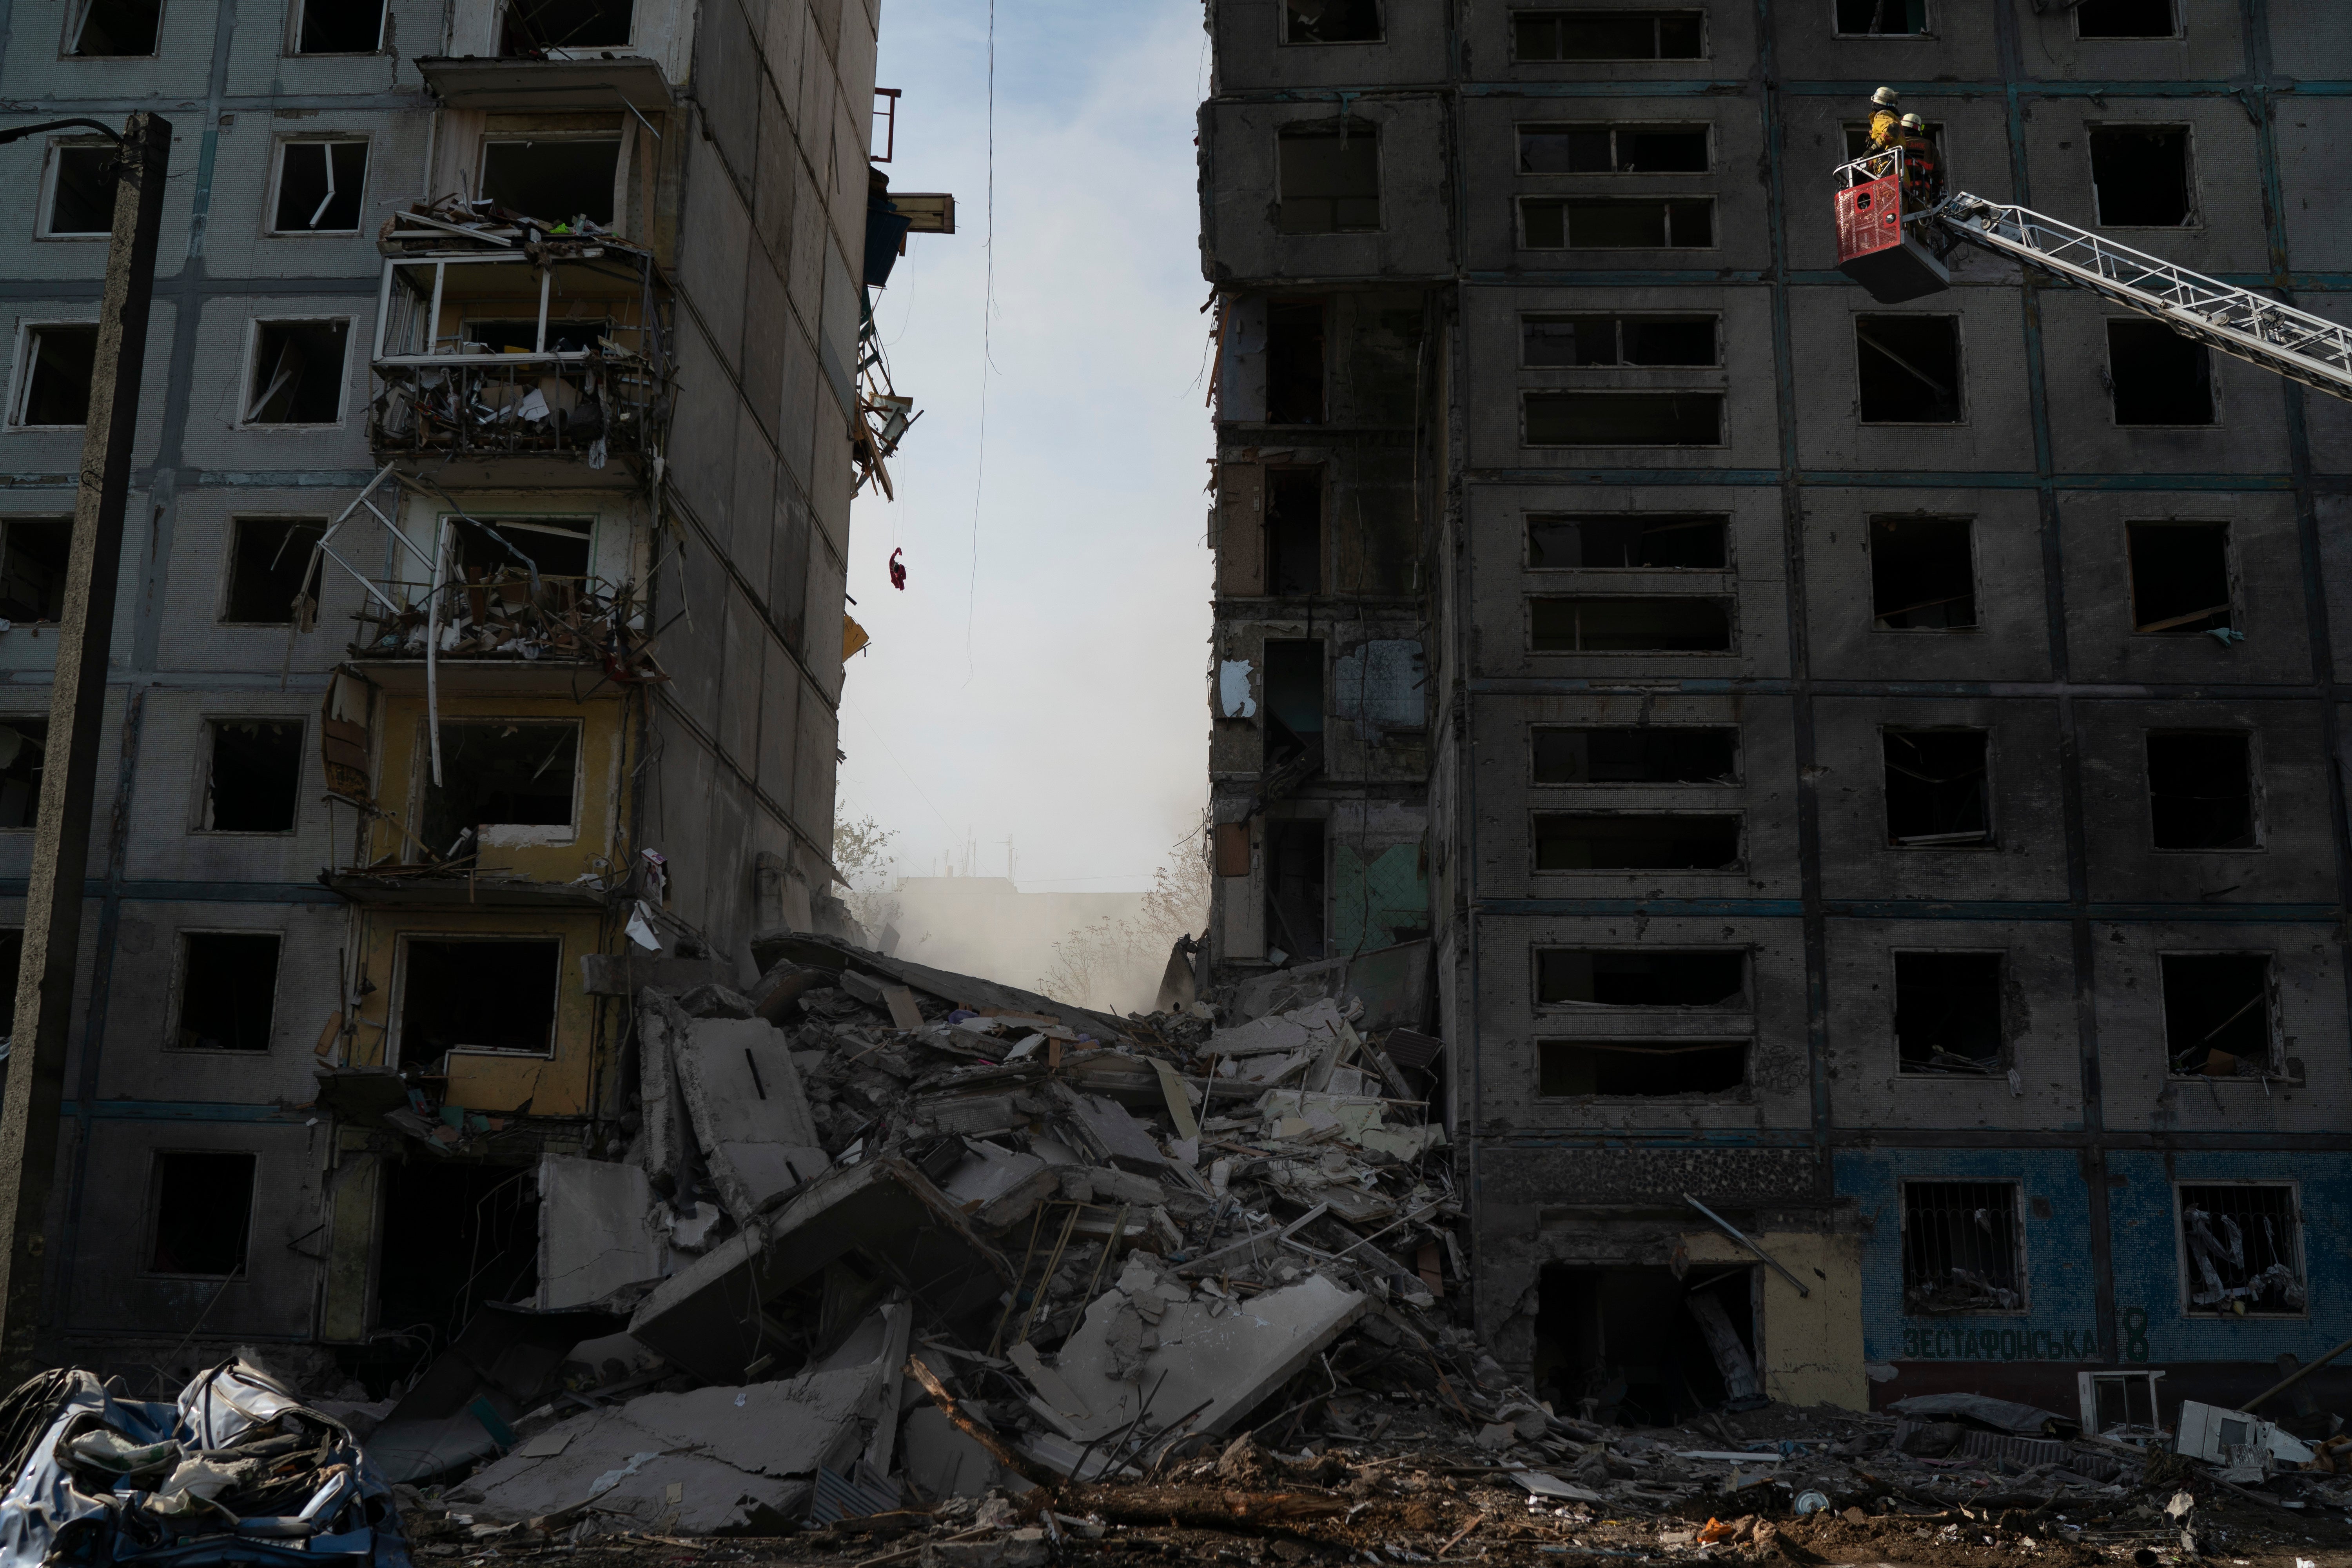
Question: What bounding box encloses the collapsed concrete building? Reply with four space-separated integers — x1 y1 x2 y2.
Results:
1199 0 2352 1423
0 0 929 1380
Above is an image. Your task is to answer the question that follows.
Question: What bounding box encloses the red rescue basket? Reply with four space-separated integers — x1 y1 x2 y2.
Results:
1835 147 1950 303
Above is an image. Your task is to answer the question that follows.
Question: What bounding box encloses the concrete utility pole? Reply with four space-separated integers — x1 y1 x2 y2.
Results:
0 112 171 1373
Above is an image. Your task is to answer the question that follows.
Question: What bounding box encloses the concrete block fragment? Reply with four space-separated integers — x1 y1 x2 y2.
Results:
672 1016 828 1219
1054 1084 1167 1174
535 1156 665 1309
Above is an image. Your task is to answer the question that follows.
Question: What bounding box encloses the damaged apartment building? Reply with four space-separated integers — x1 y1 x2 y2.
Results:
1200 0 2352 1426
0 0 924 1381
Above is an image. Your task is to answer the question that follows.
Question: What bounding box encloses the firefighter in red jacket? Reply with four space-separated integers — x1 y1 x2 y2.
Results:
1898 113 1944 211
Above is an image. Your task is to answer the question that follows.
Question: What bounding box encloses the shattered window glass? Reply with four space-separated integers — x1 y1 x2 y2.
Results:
1901 1180 2024 1315
2178 1185 2303 1316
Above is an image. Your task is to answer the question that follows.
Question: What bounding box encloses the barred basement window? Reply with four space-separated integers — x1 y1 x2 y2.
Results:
1521 197 1712 249
1534 812 1741 870
1532 726 1737 784
1524 392 1722 446
2177 1184 2302 1315
1519 123 1710 174
1512 10 1704 60
1537 1038 1746 1097
1530 595 1732 651
1902 1181 2024 1316
1528 513 1726 569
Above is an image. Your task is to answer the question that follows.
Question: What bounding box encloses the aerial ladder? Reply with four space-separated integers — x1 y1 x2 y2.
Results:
1835 147 2352 405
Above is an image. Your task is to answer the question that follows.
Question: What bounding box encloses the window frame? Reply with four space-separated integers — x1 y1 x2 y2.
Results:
2144 727 2261 852
192 715 307 836
37 137 115 242
1890 947 2010 1077
265 136 372 236
1276 0 1384 45
1867 512 1979 633
1514 120 1715 177
218 515 329 626
1528 723 1743 787
166 927 285 1054
287 0 388 54
1274 122 1384 236
2172 1179 2305 1319
7 320 100 430
2157 950 2282 1079
1532 945 1752 1011
1527 592 1738 651
1831 0 1933 39
413 713 588 853
238 316 355 429
141 1148 258 1280
2104 316 2220 428
1853 312 1968 426
476 131 629 229
1900 1178 2029 1317
1533 1035 1751 1100
2073 0 2181 39
0 517 72 627
2123 517 2234 636
62 0 166 59
1523 511 1734 572
394 931 566 1062
1880 724 1996 850
1517 194 1717 250
1519 312 1723 370
2086 122 2201 230
1508 9 1709 63
0 718 47 829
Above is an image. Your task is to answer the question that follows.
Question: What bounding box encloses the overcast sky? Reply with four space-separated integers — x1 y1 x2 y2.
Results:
832 0 1213 894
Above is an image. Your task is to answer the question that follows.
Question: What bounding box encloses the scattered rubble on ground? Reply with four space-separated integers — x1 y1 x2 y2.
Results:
12 935 2352 1566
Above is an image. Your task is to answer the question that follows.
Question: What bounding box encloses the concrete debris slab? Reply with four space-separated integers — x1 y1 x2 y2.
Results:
1053 1084 1170 1174
535 1154 666 1309
369 1303 626 1483
671 1015 828 1219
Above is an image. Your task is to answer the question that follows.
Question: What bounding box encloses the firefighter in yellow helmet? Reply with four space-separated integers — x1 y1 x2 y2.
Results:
1867 87 1903 152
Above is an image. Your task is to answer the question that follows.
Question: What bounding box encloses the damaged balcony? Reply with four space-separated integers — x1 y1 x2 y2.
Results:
366 212 671 476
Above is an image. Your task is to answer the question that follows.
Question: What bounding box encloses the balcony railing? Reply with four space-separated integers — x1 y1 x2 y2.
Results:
348 573 661 680
368 356 662 463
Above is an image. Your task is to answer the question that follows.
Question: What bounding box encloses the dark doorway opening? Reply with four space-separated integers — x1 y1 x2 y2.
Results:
1265 301 1326 424
1265 470 1322 595
366 1160 539 1392
1264 818 1326 963
1534 1265 1756 1425
1262 639 1325 772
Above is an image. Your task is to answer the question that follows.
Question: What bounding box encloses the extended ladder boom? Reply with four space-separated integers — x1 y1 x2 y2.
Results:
1832 146 2352 403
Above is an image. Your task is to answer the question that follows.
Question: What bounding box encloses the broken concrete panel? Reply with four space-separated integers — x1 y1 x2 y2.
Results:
628 1157 1013 1385
1023 1264 1365 1444
1054 1085 1168 1174
751 932 1134 1044
1331 639 1427 739
456 1368 884 1531
942 1141 1047 1209
929 1096 1018 1136
369 1303 627 1483
536 1156 666 1309
1206 998 1345 1058
672 1015 828 1220
636 991 692 1198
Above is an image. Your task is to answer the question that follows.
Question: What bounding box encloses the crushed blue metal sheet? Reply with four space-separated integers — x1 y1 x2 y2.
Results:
0 1360 410 1568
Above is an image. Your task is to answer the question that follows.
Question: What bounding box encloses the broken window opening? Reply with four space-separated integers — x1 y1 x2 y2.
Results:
1520 197 1713 248
1525 392 1722 446
46 144 114 238
1894 951 2005 1074
1519 123 1710 175
399 937 561 1067
499 0 633 53
1534 813 1740 870
0 720 44 827
1856 315 1962 424
2091 128 2194 227
1537 948 1745 1007
1835 0 1927 34
2083 1370 2161 1437
449 515 594 581
479 137 622 227
1265 817 1326 963
1532 726 1737 785
2160 953 2276 1078
458 317 611 356
203 719 303 833
1902 1181 2023 1315
1537 1038 1747 1097
147 1151 255 1277
1265 470 1322 595
1523 314 1717 368
245 321 350 425
0 519 70 623
1533 1265 1753 1428
2147 730 2255 849
1261 640 1325 774
419 720 581 858
370 1161 538 1383
2108 319 2214 426
1870 515 1976 630
2075 0 2178 37
1265 301 1326 425
272 140 368 232
2176 1183 2302 1315
1513 11 1705 60
1277 124 1380 235
1530 596 1733 652
1883 728 1991 847
175 931 281 1052
1283 0 1381 43
224 518 326 624
2127 520 2230 635
16 326 98 427
297 0 385 50
1529 514 1726 570
69 0 162 56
